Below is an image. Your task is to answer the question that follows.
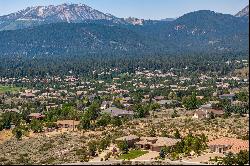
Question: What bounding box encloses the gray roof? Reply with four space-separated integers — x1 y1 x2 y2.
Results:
102 107 134 117
157 100 178 105
200 103 212 109
219 94 235 98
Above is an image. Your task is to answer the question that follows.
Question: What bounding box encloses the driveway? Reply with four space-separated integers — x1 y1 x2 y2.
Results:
183 153 224 163
131 151 159 161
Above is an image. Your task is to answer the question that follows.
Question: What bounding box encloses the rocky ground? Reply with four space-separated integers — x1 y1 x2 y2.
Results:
0 113 248 165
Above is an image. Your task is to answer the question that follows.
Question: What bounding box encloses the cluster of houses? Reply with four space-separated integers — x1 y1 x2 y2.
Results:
0 66 249 120
114 134 249 154
0 66 248 164
115 135 181 152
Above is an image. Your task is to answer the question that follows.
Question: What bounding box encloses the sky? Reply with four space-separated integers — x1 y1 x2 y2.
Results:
0 0 248 19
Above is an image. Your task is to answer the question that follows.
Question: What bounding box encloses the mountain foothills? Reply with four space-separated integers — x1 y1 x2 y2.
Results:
0 3 248 57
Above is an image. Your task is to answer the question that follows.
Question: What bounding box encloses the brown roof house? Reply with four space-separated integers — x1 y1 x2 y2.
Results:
28 113 45 120
208 137 249 154
135 137 181 152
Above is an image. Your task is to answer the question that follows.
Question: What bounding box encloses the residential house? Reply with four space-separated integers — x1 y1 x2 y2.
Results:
4 108 20 114
28 113 45 120
200 103 212 109
196 96 204 100
20 93 35 99
193 109 224 119
135 137 181 152
219 94 235 102
154 96 165 101
157 100 179 107
208 137 249 154
102 107 134 118
100 101 112 110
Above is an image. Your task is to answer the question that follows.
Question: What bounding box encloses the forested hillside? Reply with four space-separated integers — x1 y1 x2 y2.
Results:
0 10 248 58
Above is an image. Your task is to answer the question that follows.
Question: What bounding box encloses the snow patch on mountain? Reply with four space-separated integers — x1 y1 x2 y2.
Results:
0 3 120 24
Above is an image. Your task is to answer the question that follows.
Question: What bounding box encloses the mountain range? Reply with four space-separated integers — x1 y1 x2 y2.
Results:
0 3 248 57
0 3 173 31
235 5 249 17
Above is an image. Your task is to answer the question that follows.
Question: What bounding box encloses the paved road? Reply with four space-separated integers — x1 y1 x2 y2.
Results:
63 160 206 165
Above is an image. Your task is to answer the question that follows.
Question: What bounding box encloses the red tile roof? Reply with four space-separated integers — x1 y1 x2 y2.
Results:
208 137 249 153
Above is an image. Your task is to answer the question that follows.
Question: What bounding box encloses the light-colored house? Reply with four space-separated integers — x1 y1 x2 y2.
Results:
193 109 224 119
102 107 134 118
157 100 179 106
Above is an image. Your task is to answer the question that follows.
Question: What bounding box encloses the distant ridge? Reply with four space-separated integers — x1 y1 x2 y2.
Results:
235 5 249 17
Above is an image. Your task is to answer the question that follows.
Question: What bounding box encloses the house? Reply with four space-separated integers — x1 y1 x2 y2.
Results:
46 105 59 111
232 100 248 106
196 96 204 100
100 101 112 110
76 91 84 96
121 97 131 104
4 108 20 114
28 113 45 120
115 135 140 147
219 94 235 101
56 120 80 130
157 100 179 107
102 107 134 118
88 94 97 102
28 113 45 119
200 103 212 109
193 109 224 119
154 96 165 101
208 137 249 154
157 100 170 106
135 137 181 152
20 93 35 99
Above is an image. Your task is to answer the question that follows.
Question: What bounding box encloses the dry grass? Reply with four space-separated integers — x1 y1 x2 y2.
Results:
0 112 248 164
233 67 249 78
0 130 13 144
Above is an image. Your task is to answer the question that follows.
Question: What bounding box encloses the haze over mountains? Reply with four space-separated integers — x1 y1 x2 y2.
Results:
0 3 248 57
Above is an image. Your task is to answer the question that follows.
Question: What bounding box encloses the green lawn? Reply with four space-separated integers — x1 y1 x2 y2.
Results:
119 150 148 160
0 85 22 93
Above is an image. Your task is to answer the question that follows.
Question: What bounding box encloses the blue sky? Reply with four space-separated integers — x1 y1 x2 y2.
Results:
0 0 248 19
